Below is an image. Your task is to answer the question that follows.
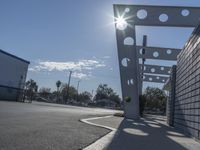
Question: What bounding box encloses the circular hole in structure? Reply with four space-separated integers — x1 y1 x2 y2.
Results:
125 8 130 13
151 68 155 73
167 49 172 54
159 14 168 22
181 9 190 16
161 67 164 71
168 71 171 74
144 66 146 70
127 79 134 85
137 9 148 19
149 78 153 81
124 37 134 45
139 48 145 55
156 76 160 80
153 51 159 58
141 65 145 70
162 80 165 82
130 79 134 85
139 48 143 54
121 58 130 67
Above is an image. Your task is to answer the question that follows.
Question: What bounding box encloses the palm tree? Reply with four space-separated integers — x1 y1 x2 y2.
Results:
25 79 38 102
56 80 62 103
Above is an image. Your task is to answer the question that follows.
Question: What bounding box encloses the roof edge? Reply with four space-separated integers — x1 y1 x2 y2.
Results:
0 49 30 64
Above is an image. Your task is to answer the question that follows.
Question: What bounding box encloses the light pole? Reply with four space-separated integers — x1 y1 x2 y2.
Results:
91 90 94 101
76 80 81 101
65 71 72 104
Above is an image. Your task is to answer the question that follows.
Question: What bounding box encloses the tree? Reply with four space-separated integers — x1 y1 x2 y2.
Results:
139 95 147 117
78 91 92 103
95 84 113 100
25 79 38 102
109 93 121 106
94 84 121 107
144 87 167 112
39 87 51 98
60 84 77 103
56 80 61 92
56 80 62 103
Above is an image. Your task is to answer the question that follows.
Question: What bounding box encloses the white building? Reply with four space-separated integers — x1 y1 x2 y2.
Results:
0 49 30 101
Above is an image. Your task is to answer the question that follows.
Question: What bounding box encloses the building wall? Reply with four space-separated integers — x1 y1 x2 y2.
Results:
175 25 200 140
0 86 20 101
0 50 29 101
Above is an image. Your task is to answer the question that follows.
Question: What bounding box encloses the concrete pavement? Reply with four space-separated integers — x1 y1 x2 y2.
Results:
86 115 200 150
0 101 121 150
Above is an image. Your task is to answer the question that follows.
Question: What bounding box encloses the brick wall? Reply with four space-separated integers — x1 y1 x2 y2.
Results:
175 25 200 140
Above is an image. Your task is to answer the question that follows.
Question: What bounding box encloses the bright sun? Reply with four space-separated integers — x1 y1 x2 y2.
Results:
116 16 128 30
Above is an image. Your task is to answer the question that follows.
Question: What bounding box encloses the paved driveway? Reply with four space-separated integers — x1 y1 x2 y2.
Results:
0 101 120 150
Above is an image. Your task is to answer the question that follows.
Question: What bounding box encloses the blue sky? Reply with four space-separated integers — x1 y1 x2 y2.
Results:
0 0 200 97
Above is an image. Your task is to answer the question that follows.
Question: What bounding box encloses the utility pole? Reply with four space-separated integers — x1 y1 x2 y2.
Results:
65 71 72 104
76 80 81 101
91 90 94 101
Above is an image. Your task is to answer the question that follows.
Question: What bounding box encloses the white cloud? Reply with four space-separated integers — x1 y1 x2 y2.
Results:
72 72 90 79
28 68 36 71
103 56 111 59
29 59 106 79
29 59 105 72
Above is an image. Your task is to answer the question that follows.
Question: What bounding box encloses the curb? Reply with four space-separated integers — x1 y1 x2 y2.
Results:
80 116 117 150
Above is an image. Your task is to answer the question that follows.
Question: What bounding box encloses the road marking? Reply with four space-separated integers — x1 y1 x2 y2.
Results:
80 116 117 150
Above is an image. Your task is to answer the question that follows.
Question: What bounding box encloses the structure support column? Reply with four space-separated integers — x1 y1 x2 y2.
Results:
167 65 176 126
114 7 139 119
139 35 147 95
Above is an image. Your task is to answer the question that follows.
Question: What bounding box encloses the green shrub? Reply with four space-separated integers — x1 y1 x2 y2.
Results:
125 96 131 103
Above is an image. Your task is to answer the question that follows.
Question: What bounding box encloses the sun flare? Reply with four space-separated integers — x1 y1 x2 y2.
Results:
116 16 128 30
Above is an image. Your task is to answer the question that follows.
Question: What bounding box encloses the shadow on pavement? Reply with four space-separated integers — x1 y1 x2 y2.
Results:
105 116 189 150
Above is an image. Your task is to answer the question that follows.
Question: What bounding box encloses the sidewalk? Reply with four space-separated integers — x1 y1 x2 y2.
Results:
88 115 200 150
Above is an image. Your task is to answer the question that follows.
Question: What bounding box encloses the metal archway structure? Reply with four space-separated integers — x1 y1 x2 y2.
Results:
113 4 200 119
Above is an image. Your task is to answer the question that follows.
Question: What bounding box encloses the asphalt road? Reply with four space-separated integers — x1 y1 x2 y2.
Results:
0 101 120 150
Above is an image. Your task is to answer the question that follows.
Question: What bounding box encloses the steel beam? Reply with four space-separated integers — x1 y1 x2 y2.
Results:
139 64 171 75
114 5 200 27
143 74 169 83
137 46 181 60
